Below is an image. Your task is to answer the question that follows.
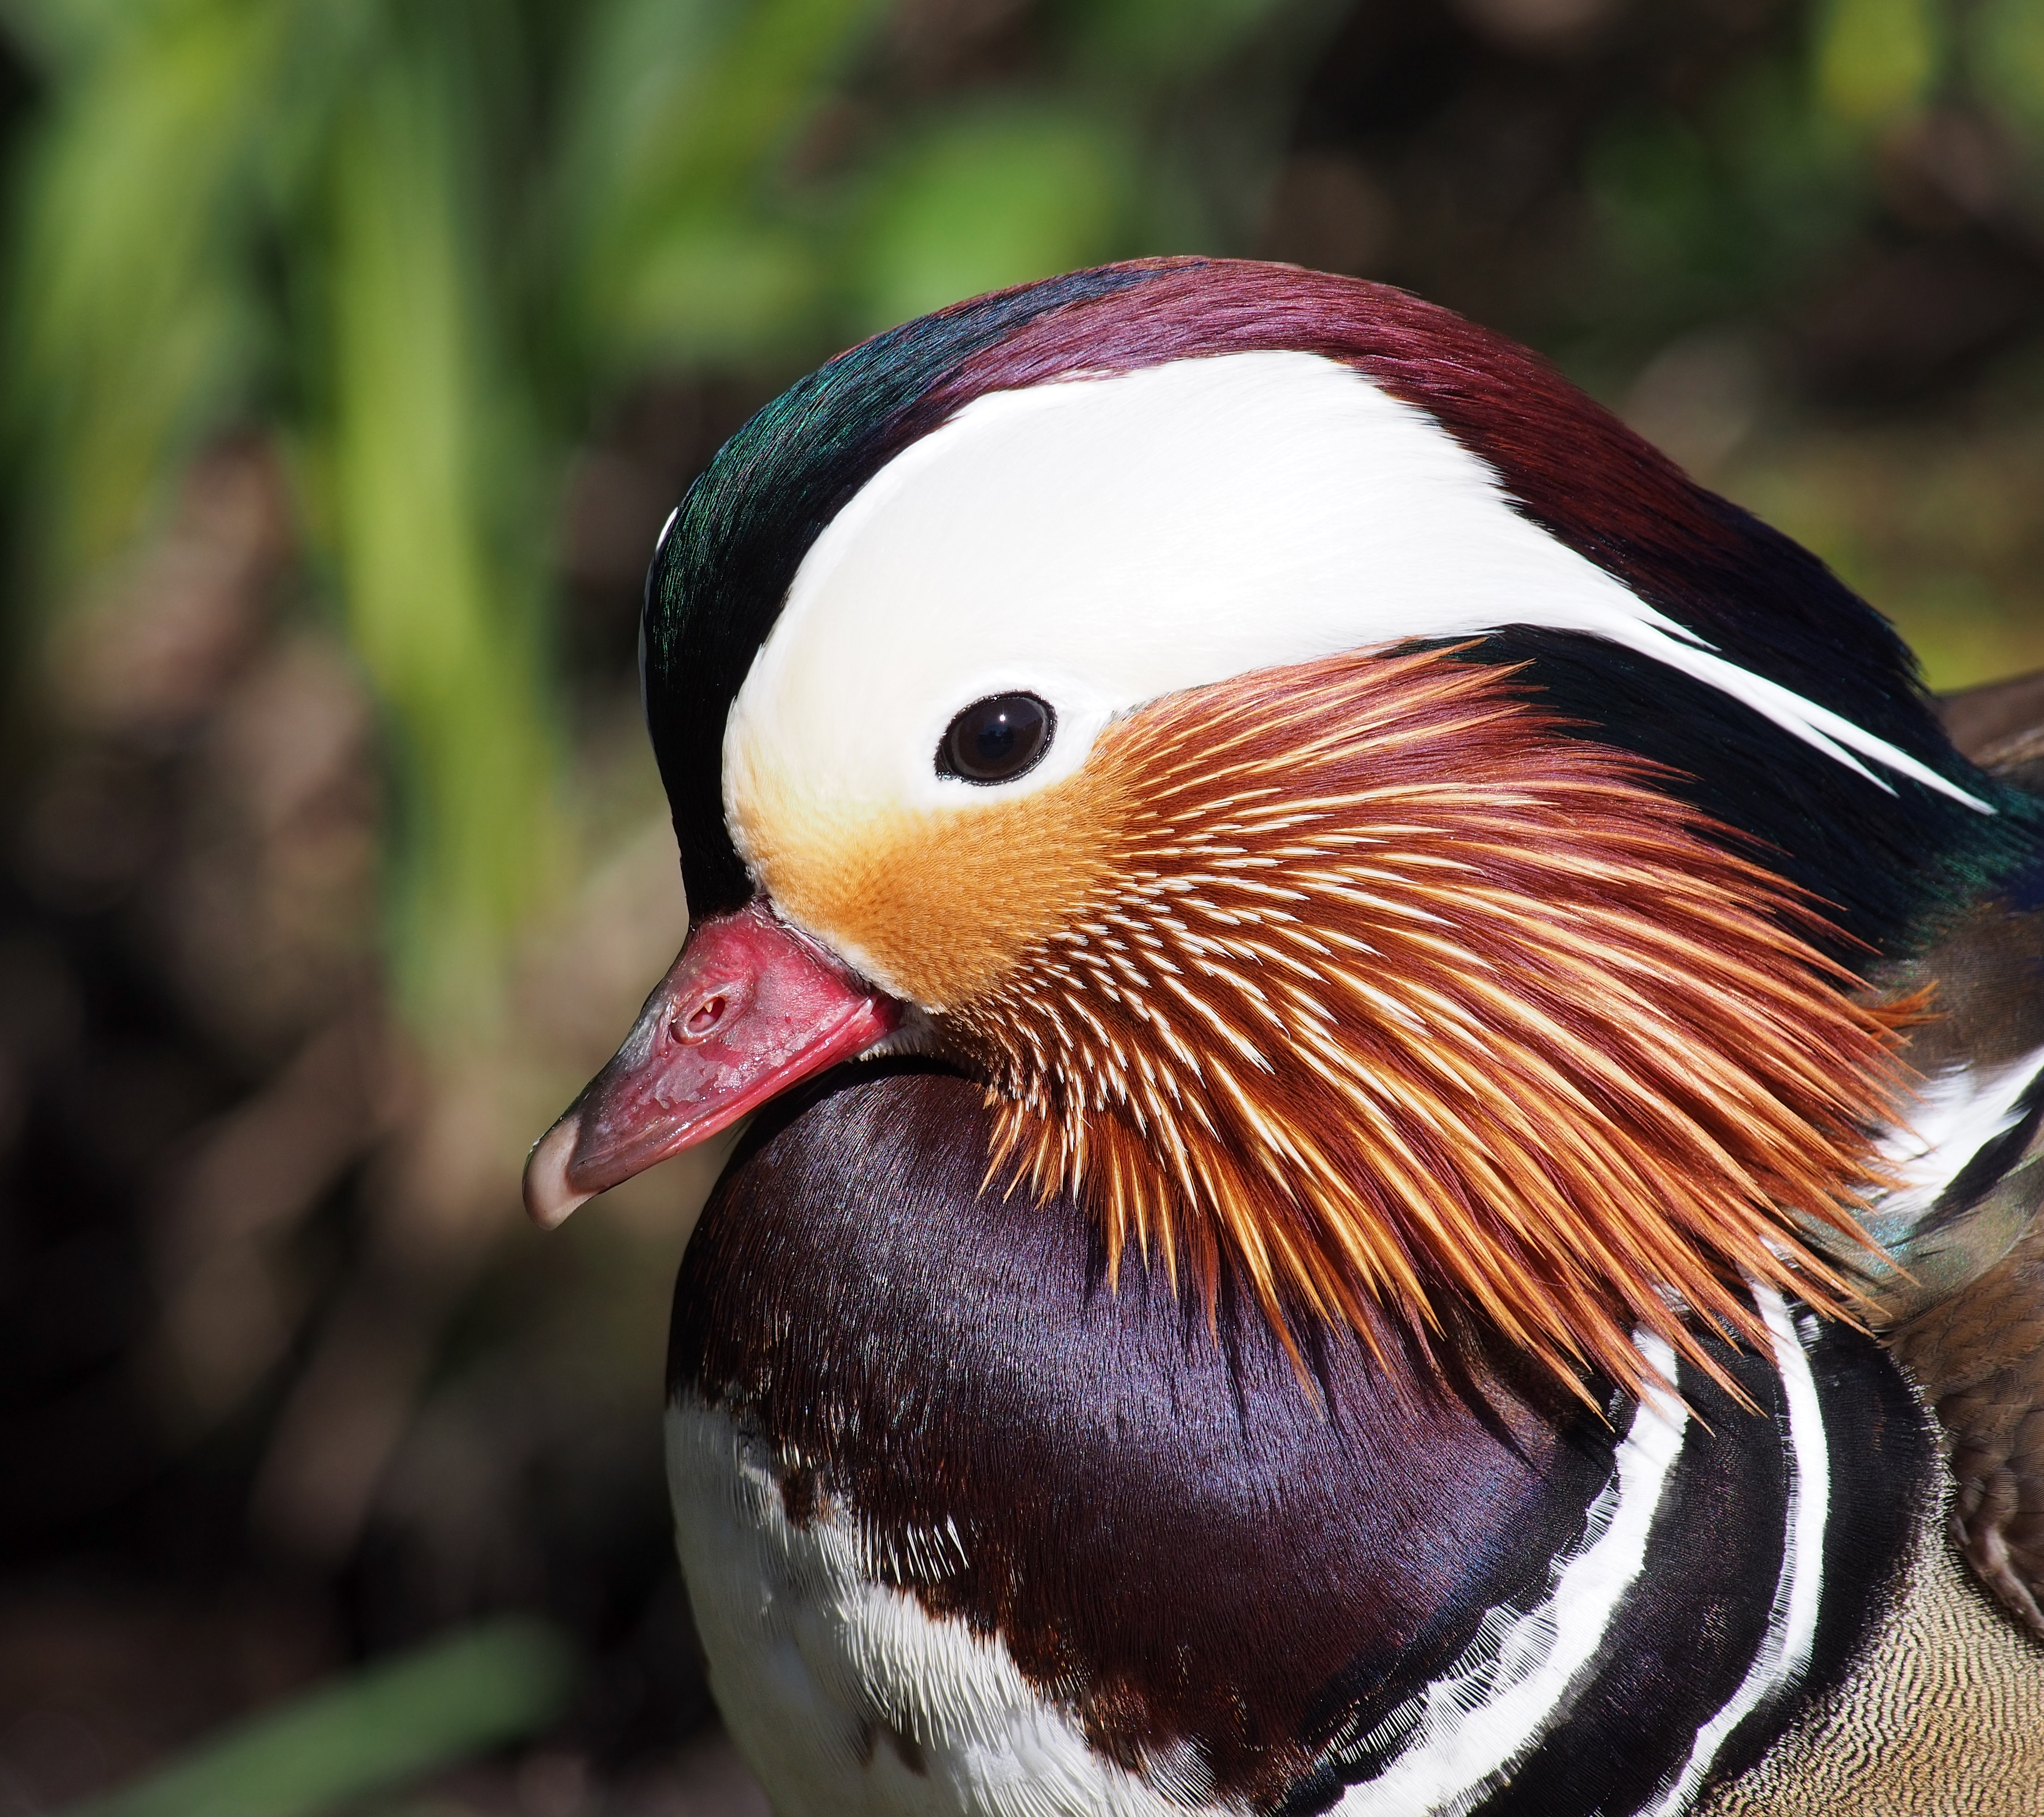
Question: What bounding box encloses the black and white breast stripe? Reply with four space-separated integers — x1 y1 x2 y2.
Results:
1284 1333 1693 1814
669 1067 1937 1817
1305 1287 1932 1817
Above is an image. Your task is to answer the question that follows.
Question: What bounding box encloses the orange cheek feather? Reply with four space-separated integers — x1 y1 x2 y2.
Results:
733 647 1914 1405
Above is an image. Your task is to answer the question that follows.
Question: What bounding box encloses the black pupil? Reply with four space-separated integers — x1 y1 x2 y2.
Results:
940 693 1054 784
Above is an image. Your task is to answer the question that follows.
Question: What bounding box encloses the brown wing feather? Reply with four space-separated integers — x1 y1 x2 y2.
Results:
1890 1201 2044 1636
1887 669 2044 1635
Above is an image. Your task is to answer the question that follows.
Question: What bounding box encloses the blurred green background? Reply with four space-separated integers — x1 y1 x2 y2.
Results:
1 1 2041 1812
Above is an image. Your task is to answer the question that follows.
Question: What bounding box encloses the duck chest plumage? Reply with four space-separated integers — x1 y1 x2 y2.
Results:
528 259 2044 1815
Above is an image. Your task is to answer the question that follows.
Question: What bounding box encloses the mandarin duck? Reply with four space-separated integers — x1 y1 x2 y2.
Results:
524 260 2044 1816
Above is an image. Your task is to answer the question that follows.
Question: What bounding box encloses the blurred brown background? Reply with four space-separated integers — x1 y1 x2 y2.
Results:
2 0 2041 1812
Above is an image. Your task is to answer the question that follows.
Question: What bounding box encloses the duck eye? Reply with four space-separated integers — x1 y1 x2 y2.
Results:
937 692 1056 785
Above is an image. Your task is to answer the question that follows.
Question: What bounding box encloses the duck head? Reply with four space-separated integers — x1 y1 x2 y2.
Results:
527 259 2028 1398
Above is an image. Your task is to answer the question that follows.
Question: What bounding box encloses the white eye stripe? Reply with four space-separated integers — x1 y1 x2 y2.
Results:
723 350 1984 833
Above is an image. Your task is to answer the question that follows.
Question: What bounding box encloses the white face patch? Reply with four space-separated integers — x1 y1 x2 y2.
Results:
721 350 1984 847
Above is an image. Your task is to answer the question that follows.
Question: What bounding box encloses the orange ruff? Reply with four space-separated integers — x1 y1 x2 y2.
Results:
952 649 1910 1401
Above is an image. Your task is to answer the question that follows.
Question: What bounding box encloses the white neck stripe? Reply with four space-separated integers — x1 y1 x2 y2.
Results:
1594 619 1988 812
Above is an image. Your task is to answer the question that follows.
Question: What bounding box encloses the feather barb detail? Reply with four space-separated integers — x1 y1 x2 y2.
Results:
955 649 1911 1403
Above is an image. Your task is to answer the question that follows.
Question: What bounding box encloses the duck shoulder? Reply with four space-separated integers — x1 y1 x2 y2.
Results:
1873 670 2044 1636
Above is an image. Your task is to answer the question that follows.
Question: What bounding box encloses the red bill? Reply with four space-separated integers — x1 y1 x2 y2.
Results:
522 902 899 1228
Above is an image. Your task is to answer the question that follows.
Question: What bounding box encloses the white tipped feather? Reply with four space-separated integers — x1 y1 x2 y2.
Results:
1871 1045 2044 1240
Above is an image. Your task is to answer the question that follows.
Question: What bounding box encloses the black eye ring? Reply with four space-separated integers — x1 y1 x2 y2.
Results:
936 692 1056 785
